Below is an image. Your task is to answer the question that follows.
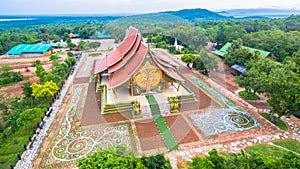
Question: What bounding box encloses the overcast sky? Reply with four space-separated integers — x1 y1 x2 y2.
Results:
1 0 300 15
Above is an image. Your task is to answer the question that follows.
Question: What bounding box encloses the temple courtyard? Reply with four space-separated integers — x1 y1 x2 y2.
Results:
25 28 300 169
27 49 300 169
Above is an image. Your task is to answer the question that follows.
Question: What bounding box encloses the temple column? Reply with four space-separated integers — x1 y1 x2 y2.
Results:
97 74 100 82
130 79 134 96
96 74 101 93
177 81 181 92
163 73 167 93
113 88 117 98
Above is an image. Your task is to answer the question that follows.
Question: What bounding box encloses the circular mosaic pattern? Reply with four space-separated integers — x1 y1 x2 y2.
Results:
49 85 133 165
67 138 88 154
93 129 104 137
214 123 227 131
97 140 114 150
224 111 254 129
120 126 127 131
190 109 259 137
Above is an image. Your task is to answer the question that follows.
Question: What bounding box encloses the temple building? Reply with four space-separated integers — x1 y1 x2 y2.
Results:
94 26 196 117
69 33 80 38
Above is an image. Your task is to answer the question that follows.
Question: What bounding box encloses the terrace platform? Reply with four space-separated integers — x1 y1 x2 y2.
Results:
100 75 195 117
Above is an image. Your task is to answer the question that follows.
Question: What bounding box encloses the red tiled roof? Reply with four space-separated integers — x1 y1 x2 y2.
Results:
94 26 139 74
109 43 148 88
95 26 184 88
107 27 138 66
151 49 179 67
108 34 142 73
69 33 75 38
94 56 108 74
151 51 184 82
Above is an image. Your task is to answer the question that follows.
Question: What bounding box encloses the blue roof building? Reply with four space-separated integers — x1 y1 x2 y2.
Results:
6 44 53 58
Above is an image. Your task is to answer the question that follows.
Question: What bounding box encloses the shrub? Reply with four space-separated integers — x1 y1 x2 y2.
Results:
0 77 12 85
239 90 259 100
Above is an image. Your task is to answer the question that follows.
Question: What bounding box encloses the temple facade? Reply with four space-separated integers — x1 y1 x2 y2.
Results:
94 26 195 117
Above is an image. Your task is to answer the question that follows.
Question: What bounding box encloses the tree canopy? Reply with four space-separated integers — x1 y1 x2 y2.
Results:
188 149 300 169
196 48 219 73
77 149 171 169
181 49 219 74
31 80 59 99
237 54 300 122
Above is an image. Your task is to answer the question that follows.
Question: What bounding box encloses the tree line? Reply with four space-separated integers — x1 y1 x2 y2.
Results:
0 22 104 55
77 147 300 169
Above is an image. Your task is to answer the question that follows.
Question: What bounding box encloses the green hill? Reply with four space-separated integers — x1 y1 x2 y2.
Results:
162 8 231 21
109 8 231 25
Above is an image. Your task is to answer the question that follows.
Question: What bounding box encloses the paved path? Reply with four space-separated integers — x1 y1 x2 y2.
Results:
22 53 135 169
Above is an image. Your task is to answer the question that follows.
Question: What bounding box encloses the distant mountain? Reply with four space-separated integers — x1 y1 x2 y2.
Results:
109 8 230 25
110 13 186 24
161 8 232 21
217 8 300 18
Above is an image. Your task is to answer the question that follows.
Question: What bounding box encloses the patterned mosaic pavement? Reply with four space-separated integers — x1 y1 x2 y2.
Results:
36 84 134 168
26 53 300 169
187 76 260 136
189 109 259 137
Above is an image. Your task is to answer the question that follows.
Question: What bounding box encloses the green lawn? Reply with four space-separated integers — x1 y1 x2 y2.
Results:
260 113 288 131
273 140 300 154
246 144 291 157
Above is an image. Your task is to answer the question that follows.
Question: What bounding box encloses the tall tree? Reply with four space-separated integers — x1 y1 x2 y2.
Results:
35 63 46 82
22 82 33 97
238 56 300 122
31 80 59 99
16 108 43 128
224 39 255 66
264 62 300 122
195 48 219 74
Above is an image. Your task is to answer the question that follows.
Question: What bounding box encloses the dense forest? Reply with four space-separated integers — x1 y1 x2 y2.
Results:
1 13 300 58
0 21 105 55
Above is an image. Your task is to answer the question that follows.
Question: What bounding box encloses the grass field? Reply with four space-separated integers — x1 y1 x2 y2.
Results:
246 144 292 157
260 113 288 131
273 140 300 154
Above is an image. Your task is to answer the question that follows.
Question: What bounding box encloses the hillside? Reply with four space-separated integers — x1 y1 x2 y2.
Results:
162 8 231 21
109 13 186 24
